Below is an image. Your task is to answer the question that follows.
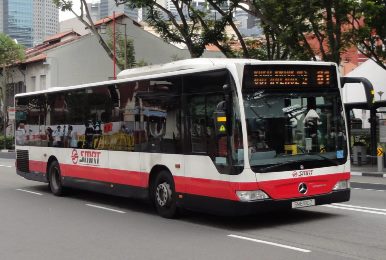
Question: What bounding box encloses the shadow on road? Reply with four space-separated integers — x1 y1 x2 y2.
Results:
27 184 343 231
181 208 341 232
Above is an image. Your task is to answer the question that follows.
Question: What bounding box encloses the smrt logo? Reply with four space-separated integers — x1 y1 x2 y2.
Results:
292 170 313 178
71 149 79 164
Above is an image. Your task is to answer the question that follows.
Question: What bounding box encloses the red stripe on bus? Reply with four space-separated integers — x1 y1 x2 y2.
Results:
175 176 239 200
60 164 148 188
257 172 350 199
176 172 349 201
29 160 47 173
27 160 349 201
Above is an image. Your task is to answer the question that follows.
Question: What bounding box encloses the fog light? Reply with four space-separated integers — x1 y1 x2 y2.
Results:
333 180 350 190
236 190 269 202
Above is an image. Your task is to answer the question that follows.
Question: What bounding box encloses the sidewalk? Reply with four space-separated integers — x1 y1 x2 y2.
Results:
0 150 15 159
351 165 386 178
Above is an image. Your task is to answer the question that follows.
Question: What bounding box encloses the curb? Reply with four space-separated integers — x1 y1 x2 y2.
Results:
351 171 386 178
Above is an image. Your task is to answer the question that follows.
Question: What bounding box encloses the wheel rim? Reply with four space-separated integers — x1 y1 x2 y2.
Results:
156 182 172 207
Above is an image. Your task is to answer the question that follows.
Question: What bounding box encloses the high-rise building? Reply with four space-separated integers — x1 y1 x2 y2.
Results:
1 0 58 48
99 0 140 22
33 0 59 46
2 0 34 47
88 1 101 22
0 0 4 32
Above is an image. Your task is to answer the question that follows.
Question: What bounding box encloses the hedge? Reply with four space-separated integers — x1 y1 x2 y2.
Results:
0 136 15 150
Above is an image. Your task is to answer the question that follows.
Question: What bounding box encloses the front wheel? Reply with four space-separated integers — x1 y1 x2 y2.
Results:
153 170 178 218
48 161 64 196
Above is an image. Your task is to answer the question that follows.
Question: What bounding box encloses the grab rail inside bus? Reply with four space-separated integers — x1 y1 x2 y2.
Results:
340 77 374 107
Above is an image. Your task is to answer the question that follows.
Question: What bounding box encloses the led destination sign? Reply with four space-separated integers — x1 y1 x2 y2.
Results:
243 65 335 89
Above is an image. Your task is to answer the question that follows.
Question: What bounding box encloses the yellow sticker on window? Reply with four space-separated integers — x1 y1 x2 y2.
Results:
217 117 227 122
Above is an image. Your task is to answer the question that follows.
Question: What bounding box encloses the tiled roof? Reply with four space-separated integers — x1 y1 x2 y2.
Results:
23 32 81 65
94 12 126 27
24 53 47 64
44 30 80 43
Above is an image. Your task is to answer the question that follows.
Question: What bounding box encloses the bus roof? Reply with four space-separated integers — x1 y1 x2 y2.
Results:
117 58 336 79
15 58 337 97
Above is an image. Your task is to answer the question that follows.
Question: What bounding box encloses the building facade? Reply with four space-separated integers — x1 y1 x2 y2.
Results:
1 0 58 48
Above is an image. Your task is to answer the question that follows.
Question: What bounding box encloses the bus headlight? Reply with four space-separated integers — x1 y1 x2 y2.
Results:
333 180 350 190
236 190 269 202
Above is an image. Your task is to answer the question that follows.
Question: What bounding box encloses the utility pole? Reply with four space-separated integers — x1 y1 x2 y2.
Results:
113 11 116 79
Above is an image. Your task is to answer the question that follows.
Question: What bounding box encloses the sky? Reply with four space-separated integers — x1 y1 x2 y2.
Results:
59 1 82 22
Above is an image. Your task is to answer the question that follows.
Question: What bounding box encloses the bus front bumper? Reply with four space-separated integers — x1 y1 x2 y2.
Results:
181 189 350 216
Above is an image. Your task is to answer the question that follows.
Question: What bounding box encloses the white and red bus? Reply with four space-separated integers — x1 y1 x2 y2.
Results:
15 58 352 218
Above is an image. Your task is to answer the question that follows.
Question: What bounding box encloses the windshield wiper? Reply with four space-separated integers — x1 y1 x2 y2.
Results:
306 152 340 166
256 158 315 173
296 145 340 166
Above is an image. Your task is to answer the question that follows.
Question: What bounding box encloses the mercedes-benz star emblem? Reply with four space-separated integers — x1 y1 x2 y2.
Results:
298 183 308 194
300 165 305 170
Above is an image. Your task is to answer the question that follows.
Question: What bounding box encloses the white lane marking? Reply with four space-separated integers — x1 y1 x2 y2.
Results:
323 205 386 216
228 234 311 253
85 204 126 214
0 164 12 168
16 189 43 196
352 188 386 192
352 181 386 185
332 203 386 212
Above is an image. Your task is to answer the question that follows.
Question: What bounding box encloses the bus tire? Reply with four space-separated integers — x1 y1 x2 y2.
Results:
48 161 64 196
153 170 178 218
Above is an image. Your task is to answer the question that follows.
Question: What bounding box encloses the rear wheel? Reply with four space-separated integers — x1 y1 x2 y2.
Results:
153 170 178 218
48 161 64 196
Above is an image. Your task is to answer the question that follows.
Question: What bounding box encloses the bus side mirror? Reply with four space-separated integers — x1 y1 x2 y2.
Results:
340 77 374 108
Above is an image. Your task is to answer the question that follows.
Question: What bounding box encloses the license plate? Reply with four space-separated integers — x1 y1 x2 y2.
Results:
292 199 315 209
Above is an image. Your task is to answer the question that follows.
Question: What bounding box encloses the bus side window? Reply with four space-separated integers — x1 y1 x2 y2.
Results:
133 77 182 154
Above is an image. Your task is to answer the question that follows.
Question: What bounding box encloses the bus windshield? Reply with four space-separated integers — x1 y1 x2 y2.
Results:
242 65 347 172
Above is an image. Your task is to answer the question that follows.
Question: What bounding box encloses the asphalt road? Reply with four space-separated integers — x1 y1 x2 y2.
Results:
1 158 386 260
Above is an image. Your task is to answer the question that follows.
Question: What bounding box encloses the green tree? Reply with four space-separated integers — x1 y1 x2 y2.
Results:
237 0 355 64
116 0 240 58
0 33 25 145
347 0 386 69
106 28 136 69
119 0 218 57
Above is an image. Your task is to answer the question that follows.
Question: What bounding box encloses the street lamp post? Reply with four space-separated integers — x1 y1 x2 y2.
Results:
378 91 384 101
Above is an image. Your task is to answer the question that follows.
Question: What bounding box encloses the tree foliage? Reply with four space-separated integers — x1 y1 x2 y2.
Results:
346 0 386 69
0 33 25 101
0 34 25 67
61 0 385 69
106 28 136 69
120 0 232 58
238 0 357 64
0 33 25 134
